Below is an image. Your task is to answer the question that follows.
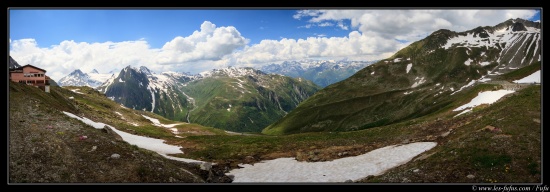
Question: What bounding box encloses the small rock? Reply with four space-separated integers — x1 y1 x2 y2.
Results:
413 169 420 173
467 174 475 179
168 177 176 182
244 156 255 164
110 153 120 159
226 175 235 180
338 152 343 157
402 178 411 183
79 135 88 140
88 146 97 152
482 125 496 132
200 162 212 171
102 125 111 134
441 131 451 137
401 139 410 144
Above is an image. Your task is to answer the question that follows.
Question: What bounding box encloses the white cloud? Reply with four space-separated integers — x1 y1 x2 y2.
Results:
10 21 249 81
317 22 334 27
295 10 537 42
10 10 539 81
224 31 402 66
157 21 249 64
10 38 159 82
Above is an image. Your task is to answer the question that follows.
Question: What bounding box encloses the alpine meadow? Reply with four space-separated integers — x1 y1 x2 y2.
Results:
9 9 541 185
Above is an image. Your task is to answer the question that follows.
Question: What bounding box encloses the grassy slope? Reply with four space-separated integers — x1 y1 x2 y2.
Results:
9 82 212 183
261 31 494 135
183 74 320 133
500 61 541 82
177 84 540 183
361 85 541 183
10 80 540 183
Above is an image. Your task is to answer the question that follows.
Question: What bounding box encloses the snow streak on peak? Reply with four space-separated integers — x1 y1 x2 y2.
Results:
199 66 264 78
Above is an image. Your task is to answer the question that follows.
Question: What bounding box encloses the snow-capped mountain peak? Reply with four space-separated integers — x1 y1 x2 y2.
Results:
58 69 114 88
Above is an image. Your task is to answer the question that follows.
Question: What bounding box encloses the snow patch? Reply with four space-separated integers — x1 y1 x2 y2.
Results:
228 142 437 182
451 80 477 95
115 112 125 120
411 77 426 88
62 111 106 129
454 109 472 118
62 112 205 163
394 58 401 62
453 90 515 111
464 58 473 66
406 63 412 73
480 61 491 66
71 89 84 94
513 70 540 83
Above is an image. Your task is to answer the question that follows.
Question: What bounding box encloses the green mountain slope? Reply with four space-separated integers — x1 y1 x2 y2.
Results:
263 18 540 135
98 66 320 133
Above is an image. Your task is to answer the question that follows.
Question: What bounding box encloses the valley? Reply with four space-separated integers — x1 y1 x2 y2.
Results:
9 17 541 184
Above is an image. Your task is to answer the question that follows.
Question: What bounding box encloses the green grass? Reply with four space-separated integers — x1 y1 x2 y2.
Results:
501 61 541 82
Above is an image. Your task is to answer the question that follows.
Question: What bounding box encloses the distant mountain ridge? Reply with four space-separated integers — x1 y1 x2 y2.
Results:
58 69 114 88
260 60 375 87
97 65 320 132
9 56 22 69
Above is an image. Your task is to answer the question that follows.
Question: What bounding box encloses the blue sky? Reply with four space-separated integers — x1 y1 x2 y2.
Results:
10 9 352 48
9 9 541 81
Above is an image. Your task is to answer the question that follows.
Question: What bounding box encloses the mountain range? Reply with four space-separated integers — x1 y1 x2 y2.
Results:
58 69 114 88
263 18 541 135
260 60 375 87
96 66 320 132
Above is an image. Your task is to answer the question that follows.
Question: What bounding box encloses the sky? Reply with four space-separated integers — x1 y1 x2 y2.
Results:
9 8 541 82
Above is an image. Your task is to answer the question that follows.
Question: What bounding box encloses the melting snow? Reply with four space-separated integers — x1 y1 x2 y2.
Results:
147 86 155 112
406 63 412 73
228 142 437 182
411 77 426 88
371 71 375 75
513 70 540 83
451 80 477 95
62 111 106 129
453 90 515 111
62 111 203 163
71 89 84 94
394 58 401 62
115 112 125 120
480 61 491 66
464 58 473 66
454 109 472 118
141 115 182 128
478 76 491 82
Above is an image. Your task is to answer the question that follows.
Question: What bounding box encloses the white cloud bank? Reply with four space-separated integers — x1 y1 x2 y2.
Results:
10 10 538 81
